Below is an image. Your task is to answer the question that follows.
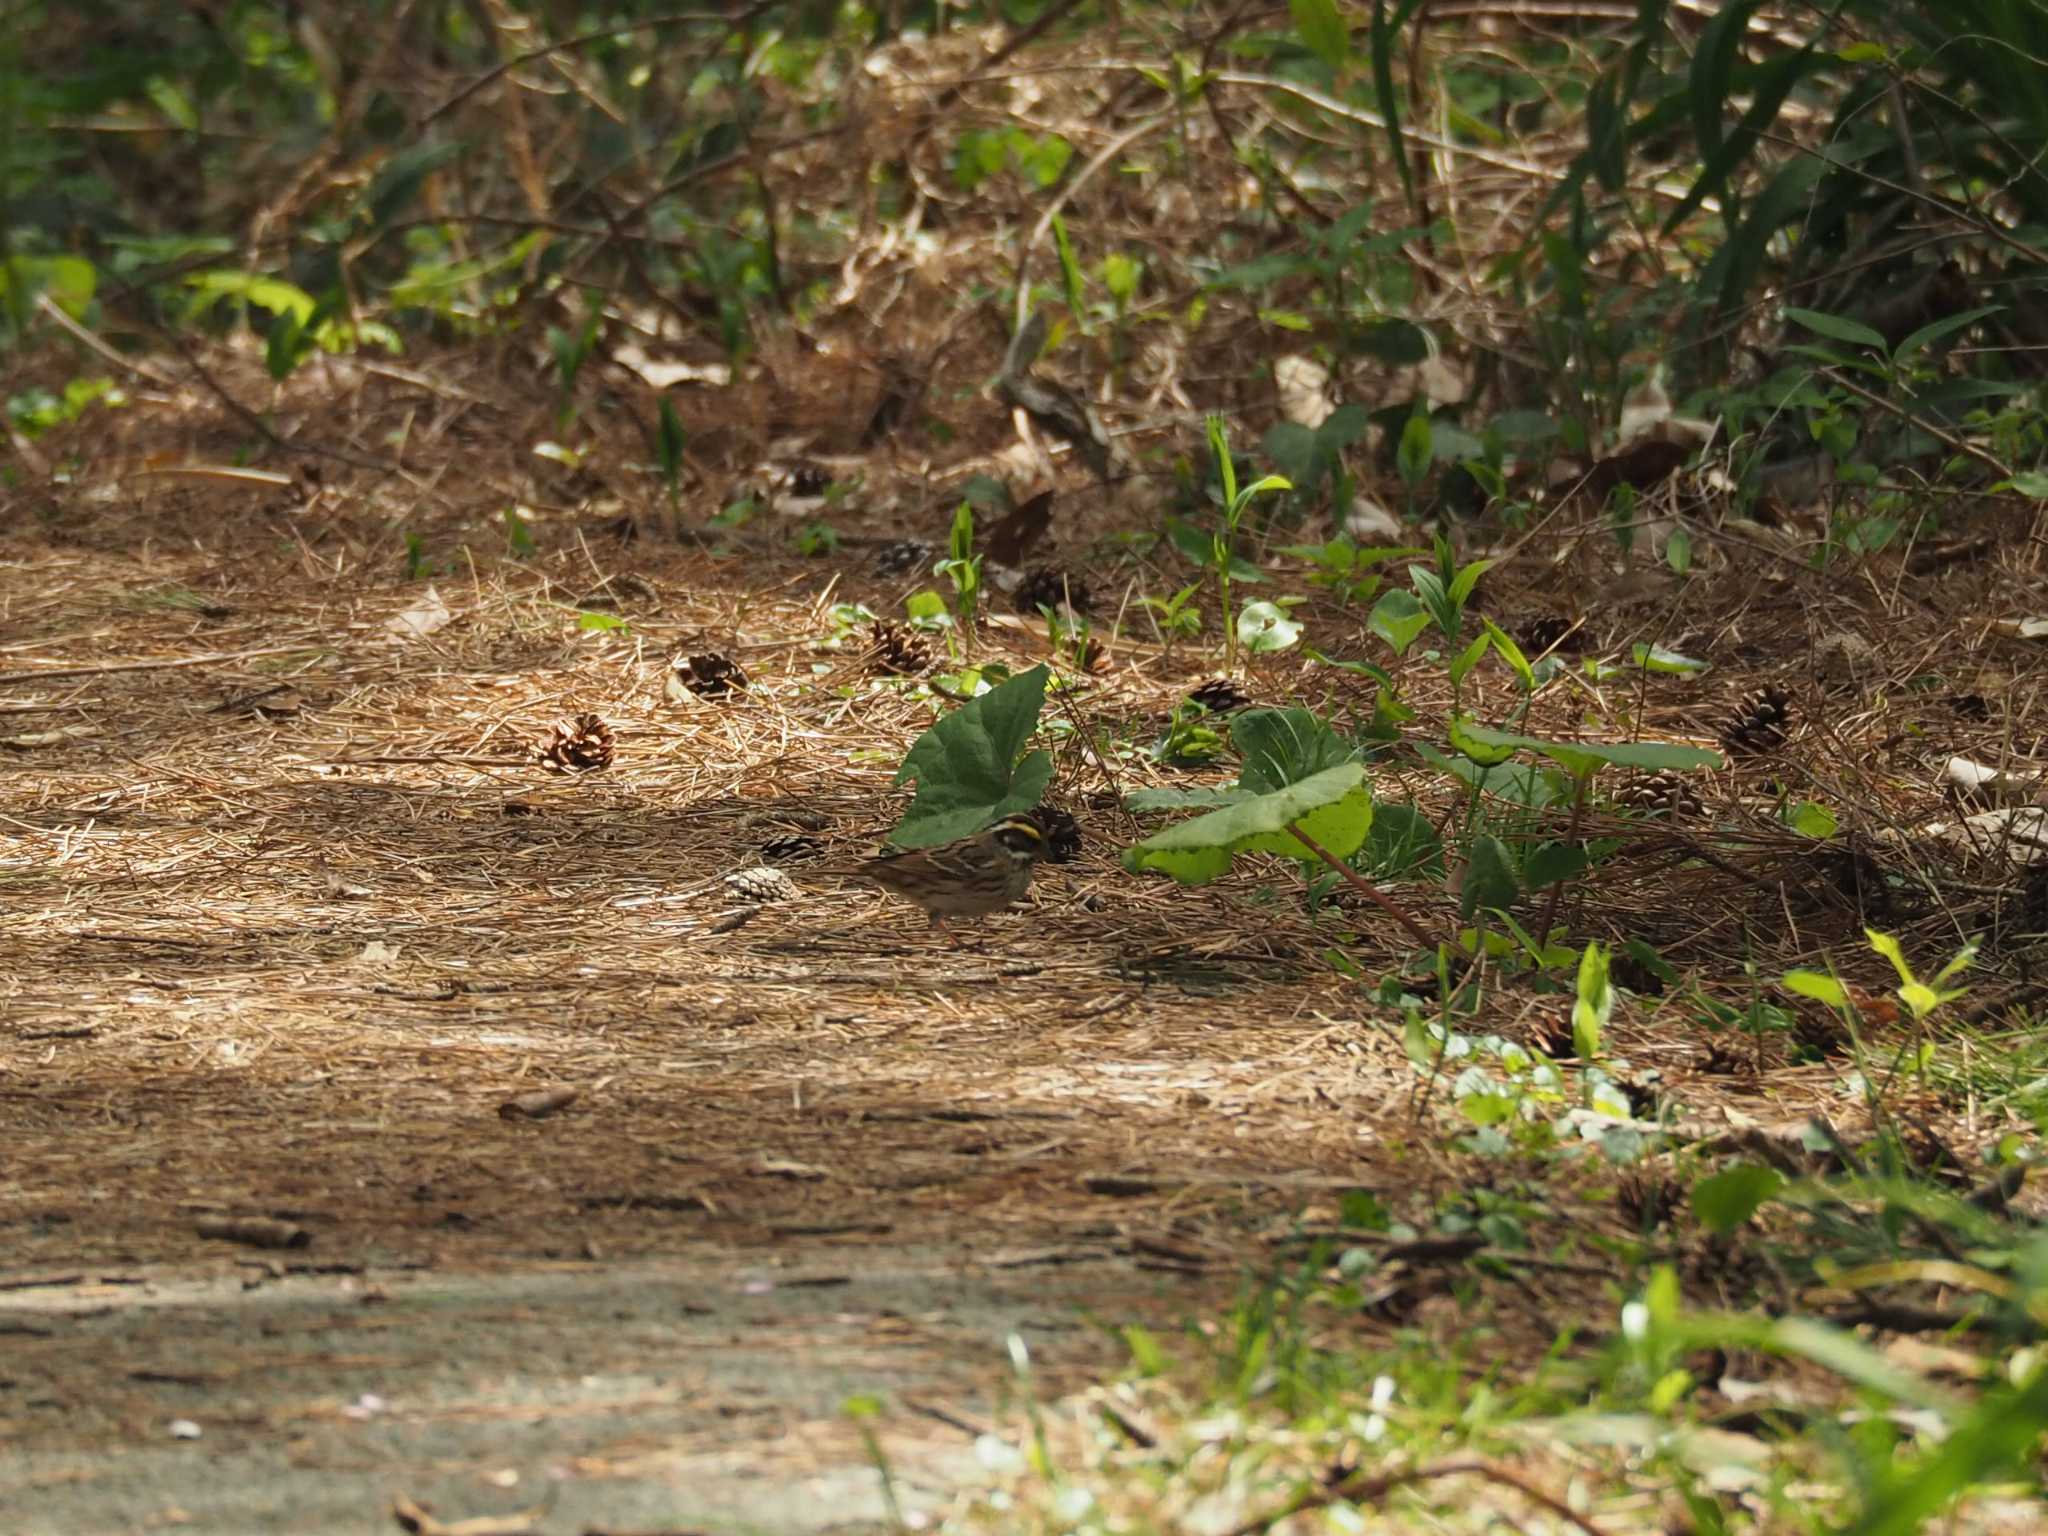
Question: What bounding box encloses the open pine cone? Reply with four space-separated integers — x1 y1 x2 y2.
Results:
1720 685 1793 756
1613 770 1704 818
1188 678 1251 714
667 652 749 699
534 712 614 773
1015 565 1093 617
872 538 932 576
868 620 931 676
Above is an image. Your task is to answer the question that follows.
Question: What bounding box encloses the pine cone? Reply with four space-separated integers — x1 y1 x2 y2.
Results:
1188 678 1251 714
667 652 749 699
778 461 831 499
1613 770 1704 818
873 539 932 576
1070 633 1112 675
1616 1170 1684 1230
1719 685 1793 756
1027 805 1083 864
1516 615 1583 655
534 712 614 773
868 620 932 676
759 832 826 864
1015 566 1093 617
725 865 798 904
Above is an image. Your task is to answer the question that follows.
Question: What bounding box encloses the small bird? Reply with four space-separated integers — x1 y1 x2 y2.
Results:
835 813 1048 932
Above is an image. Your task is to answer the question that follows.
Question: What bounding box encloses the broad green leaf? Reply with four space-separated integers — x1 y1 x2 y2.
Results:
1692 1163 1784 1234
1523 840 1589 892
1448 714 1519 767
1362 802 1442 877
1415 743 1564 806
1124 763 1373 884
891 664 1052 847
904 589 950 626
1459 833 1519 917
0 254 97 318
1235 708 1358 792
1369 589 1432 655
1785 800 1837 838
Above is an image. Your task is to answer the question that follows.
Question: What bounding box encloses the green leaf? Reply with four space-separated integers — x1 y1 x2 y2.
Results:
1480 619 1534 693
1447 633 1491 688
1101 252 1141 307
1168 518 1264 582
904 589 951 627
1784 306 1886 352
0 254 97 319
1523 840 1589 892
1289 0 1350 69
1447 714 1519 767
1125 785 1249 812
949 501 975 564
1785 800 1837 838
1051 214 1086 328
656 397 686 491
1572 941 1611 1059
1302 646 1393 689
890 664 1053 847
1449 724 1724 777
1396 413 1434 489
1459 834 1519 917
1631 643 1710 676
1123 763 1373 884
1237 600 1302 654
1665 527 1692 574
1893 305 2003 368
1369 589 1432 655
1447 557 1494 611
1362 802 1442 878
362 141 466 232
1235 708 1358 792
1784 969 1848 1008
1206 415 1237 507
1691 1163 1784 1235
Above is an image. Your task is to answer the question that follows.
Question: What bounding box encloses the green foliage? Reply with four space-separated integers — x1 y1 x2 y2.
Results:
888 664 1052 849
1124 762 1373 885
1691 1163 1785 1234
935 502 983 636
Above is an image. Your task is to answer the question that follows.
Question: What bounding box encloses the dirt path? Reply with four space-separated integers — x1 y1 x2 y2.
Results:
0 441 1431 1530
4 1244 1184 1533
